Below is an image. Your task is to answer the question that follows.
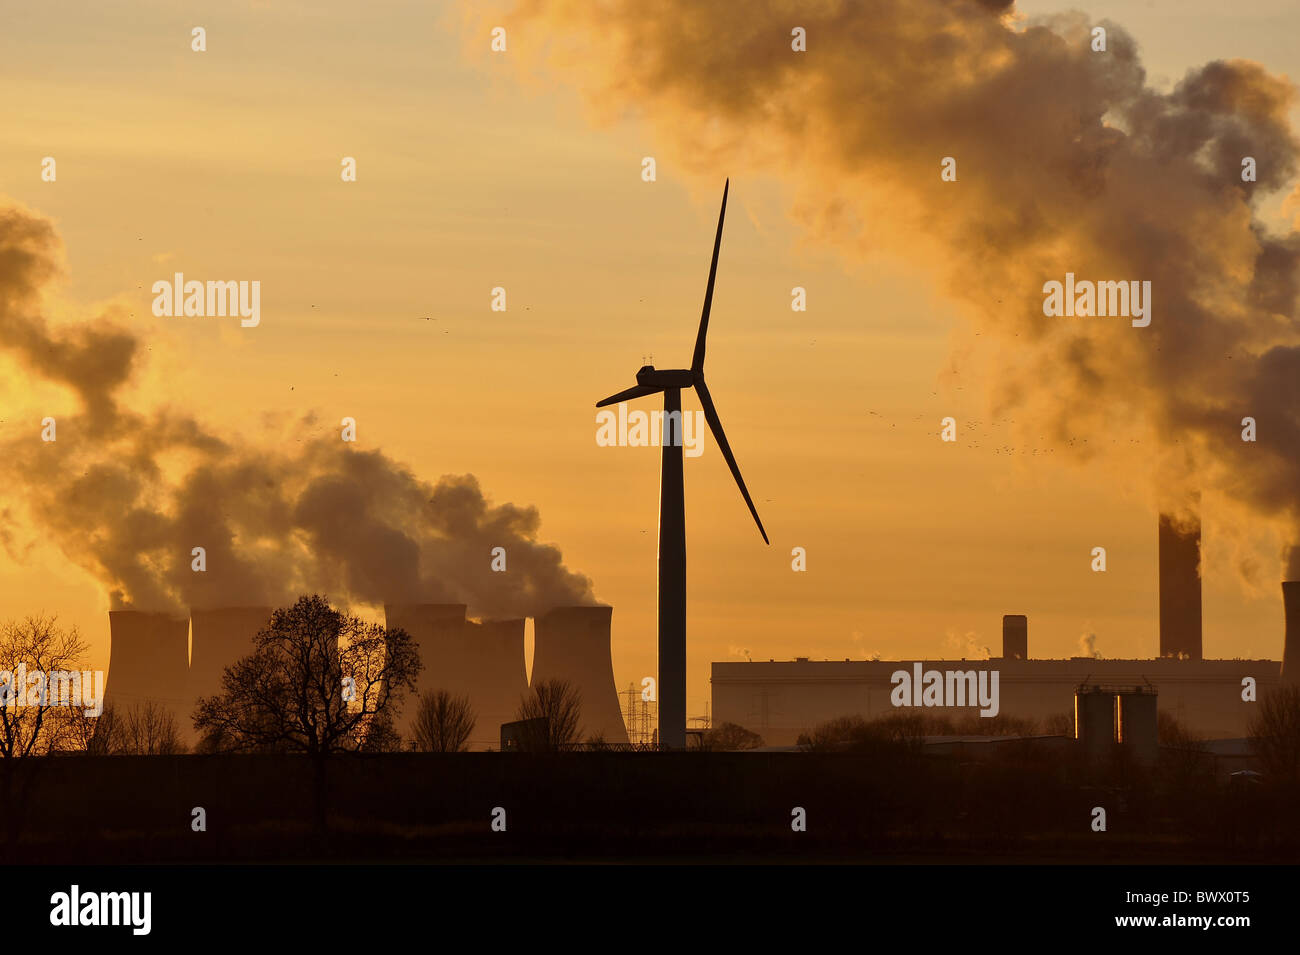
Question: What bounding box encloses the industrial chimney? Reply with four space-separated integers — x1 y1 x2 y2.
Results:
531 606 629 744
1002 615 1027 660
1283 581 1300 684
104 611 191 735
187 607 273 744
1158 513 1202 660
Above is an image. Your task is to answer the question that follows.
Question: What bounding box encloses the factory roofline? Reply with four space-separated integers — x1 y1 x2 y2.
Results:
715 656 1279 664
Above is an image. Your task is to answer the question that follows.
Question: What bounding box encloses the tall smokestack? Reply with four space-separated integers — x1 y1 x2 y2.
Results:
1283 582 1300 684
1002 615 1027 660
188 607 272 743
532 606 629 744
384 603 468 742
1158 514 1202 660
104 611 191 735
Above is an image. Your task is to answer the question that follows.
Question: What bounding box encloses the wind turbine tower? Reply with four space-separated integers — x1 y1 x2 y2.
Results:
597 180 768 750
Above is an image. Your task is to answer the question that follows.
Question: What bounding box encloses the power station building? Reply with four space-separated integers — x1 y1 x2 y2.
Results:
713 517 1300 746
712 653 1278 745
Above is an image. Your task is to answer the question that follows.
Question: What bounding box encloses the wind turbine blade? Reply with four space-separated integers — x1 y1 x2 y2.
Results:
691 179 729 375
694 378 768 544
596 384 663 407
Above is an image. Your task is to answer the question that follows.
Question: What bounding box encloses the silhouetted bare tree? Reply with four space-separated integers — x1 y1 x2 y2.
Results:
0 615 91 850
0 615 89 759
1249 684 1300 785
62 704 104 754
950 712 1039 736
516 679 582 751
89 701 185 755
703 721 764 751
1157 711 1209 787
413 690 476 753
799 713 927 756
193 594 422 831
69 701 184 755
1043 712 1075 737
359 711 404 753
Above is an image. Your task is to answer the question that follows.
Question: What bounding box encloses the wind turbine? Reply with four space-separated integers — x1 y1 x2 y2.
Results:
596 180 769 751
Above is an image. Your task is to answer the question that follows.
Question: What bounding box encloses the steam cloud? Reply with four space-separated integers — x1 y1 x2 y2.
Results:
498 0 1300 578
945 628 991 660
0 202 594 617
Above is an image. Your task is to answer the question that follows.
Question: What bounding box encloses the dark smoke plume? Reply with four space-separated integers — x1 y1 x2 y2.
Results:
0 200 594 616
494 0 1300 579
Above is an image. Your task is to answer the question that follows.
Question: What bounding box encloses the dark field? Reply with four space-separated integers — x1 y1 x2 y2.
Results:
6 749 1298 864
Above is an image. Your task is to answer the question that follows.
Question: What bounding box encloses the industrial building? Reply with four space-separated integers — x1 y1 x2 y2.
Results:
713 517 1300 746
712 654 1280 745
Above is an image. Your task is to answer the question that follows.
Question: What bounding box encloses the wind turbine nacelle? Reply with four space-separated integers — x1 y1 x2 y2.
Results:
635 366 696 389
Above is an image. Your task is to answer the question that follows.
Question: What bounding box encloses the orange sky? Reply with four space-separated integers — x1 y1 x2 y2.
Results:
2 0 1299 722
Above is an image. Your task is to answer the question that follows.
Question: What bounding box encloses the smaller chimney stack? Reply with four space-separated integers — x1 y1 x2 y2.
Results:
1002 615 1027 660
1283 582 1300 684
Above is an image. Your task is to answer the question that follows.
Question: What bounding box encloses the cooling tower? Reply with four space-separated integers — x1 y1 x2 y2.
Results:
1282 581 1300 685
104 611 191 734
383 603 468 741
187 606 272 742
1002 615 1028 660
189 606 272 701
1158 514 1202 660
531 606 629 744
463 617 528 747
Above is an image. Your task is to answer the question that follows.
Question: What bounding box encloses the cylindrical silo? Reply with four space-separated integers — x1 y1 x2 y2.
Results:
1116 688 1159 764
1074 685 1116 760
